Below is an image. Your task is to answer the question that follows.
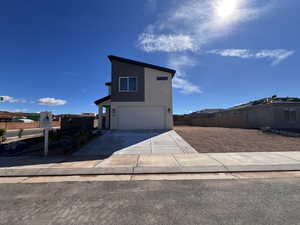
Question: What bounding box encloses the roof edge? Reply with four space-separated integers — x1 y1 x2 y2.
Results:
94 95 111 105
108 55 176 77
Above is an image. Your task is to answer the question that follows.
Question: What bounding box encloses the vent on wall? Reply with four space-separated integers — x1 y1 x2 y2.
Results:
157 76 168 80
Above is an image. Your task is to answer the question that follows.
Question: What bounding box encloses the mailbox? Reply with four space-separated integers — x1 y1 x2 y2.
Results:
40 112 53 129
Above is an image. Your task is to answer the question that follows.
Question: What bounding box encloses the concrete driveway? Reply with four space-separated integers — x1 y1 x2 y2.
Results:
73 130 197 156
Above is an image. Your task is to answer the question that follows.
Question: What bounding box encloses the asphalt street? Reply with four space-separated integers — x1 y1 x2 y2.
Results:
0 178 299 225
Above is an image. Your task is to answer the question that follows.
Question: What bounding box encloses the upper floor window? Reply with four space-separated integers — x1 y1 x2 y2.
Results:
119 77 137 92
157 76 168 80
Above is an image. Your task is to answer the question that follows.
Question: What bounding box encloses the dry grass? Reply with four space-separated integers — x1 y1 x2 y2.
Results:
175 126 300 153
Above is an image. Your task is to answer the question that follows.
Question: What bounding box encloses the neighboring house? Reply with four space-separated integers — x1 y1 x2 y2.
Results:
174 96 300 131
80 113 96 117
94 55 176 130
0 112 13 122
0 111 39 122
12 118 34 123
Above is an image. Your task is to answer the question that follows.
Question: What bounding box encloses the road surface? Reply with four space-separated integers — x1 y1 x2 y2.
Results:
0 178 299 225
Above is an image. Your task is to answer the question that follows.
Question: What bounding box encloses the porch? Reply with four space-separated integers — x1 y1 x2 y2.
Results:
95 96 111 130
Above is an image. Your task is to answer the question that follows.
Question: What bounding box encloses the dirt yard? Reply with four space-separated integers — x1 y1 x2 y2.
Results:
175 126 300 153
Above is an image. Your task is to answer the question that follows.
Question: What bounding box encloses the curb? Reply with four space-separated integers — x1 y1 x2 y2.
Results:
1 164 300 177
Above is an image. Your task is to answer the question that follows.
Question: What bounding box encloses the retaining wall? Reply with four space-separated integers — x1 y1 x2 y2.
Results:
0 121 60 130
174 104 300 130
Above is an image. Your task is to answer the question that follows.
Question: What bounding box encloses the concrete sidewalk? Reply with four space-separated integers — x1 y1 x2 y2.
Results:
0 151 300 176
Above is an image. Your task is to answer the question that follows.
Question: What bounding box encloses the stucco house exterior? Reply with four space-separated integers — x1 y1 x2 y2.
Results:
94 55 176 130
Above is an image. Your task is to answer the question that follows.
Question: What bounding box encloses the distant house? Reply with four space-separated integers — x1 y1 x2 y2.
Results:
94 55 176 130
80 113 96 117
175 97 300 131
0 111 39 122
0 111 13 122
12 118 34 123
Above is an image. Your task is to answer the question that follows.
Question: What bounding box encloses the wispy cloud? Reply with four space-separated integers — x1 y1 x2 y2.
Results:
11 109 28 112
36 97 67 106
207 49 294 65
168 55 201 94
207 49 252 58
167 55 197 68
255 49 295 66
1 96 68 107
0 96 26 103
138 0 269 52
138 0 291 95
138 34 197 52
172 76 201 94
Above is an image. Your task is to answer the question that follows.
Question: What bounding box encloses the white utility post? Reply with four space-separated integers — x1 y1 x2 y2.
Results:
40 112 53 157
44 128 49 156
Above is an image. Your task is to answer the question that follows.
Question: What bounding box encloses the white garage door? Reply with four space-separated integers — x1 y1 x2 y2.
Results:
118 106 165 130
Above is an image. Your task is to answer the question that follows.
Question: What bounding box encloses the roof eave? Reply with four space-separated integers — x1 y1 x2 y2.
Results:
94 95 111 105
108 55 176 77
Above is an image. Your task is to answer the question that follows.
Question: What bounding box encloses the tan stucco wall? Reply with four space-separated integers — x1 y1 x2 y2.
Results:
144 67 173 129
109 67 173 130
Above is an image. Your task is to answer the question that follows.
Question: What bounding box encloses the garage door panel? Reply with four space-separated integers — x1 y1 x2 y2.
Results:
118 107 165 130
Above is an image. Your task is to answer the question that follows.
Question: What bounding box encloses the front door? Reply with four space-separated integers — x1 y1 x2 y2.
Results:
101 117 106 129
102 105 111 129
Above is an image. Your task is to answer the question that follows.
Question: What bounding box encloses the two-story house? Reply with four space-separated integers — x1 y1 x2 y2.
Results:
94 55 176 130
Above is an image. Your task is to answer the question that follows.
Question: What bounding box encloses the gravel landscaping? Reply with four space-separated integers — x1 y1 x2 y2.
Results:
175 126 300 153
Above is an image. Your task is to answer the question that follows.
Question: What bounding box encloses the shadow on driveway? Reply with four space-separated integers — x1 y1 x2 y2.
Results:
0 130 169 168
73 130 171 156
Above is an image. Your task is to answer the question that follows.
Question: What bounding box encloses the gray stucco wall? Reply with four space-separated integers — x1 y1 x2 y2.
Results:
272 104 300 130
111 60 145 102
247 106 275 128
174 103 300 130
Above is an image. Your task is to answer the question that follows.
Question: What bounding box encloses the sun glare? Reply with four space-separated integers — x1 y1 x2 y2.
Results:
214 0 239 20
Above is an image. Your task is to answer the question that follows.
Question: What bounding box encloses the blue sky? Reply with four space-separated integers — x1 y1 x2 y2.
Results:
0 0 299 114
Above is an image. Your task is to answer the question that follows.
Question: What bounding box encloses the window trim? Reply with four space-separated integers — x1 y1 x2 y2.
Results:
119 76 137 92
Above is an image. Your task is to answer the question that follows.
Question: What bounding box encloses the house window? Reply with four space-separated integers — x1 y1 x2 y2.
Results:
284 109 297 122
119 77 137 92
157 76 168 80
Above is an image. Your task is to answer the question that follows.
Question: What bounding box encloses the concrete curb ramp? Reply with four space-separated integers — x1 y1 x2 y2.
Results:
0 151 300 177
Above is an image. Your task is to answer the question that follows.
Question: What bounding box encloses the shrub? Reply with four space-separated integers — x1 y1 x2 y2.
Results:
0 128 5 136
18 128 24 138
0 129 6 143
